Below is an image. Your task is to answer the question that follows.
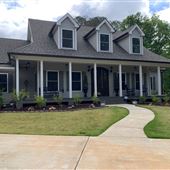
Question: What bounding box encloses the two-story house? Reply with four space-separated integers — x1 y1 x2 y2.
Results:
0 13 170 103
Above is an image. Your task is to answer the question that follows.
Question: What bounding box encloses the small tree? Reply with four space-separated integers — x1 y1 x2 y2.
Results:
35 96 46 109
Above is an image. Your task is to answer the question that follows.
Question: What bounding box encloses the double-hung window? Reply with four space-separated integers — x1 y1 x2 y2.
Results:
100 34 109 51
62 29 73 48
132 38 140 54
0 73 8 92
72 72 81 91
47 71 59 91
135 73 140 90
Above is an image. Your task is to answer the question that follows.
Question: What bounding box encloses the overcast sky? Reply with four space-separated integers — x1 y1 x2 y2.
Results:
0 0 170 40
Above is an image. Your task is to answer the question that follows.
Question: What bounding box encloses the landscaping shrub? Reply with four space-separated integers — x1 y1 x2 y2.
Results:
73 95 82 106
163 95 170 105
35 96 46 109
11 89 29 109
139 96 146 104
151 96 160 105
91 96 100 106
53 95 63 106
0 89 3 109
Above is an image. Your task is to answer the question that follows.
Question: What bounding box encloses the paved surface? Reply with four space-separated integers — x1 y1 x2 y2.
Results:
0 104 170 169
101 104 155 138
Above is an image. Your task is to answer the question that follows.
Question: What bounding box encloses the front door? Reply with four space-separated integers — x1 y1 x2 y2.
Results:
91 67 109 96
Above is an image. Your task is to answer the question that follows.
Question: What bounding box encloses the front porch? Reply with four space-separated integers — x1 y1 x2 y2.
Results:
15 57 164 102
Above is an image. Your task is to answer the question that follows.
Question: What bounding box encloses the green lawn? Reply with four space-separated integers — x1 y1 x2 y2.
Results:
0 107 128 136
143 105 170 139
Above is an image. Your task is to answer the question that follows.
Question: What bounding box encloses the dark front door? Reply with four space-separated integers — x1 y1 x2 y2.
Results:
91 67 109 96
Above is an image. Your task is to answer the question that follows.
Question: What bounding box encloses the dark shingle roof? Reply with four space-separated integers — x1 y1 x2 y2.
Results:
0 38 28 63
7 19 170 64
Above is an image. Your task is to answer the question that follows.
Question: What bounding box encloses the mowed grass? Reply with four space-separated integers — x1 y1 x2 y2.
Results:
144 105 170 139
0 107 128 136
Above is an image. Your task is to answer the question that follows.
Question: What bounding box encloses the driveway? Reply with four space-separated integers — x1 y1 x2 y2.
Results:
0 105 170 169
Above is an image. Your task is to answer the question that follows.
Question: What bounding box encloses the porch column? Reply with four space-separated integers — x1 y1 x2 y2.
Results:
69 62 72 98
16 58 19 96
37 61 40 96
157 66 161 96
119 64 122 97
40 60 44 97
139 65 143 96
94 63 97 97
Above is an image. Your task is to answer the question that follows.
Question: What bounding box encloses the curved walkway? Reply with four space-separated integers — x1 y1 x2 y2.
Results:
101 104 155 138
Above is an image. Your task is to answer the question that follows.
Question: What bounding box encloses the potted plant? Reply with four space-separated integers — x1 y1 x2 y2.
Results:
83 72 88 97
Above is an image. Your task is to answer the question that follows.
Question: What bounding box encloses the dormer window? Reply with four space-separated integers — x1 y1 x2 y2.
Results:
132 38 140 54
62 29 73 48
100 34 109 51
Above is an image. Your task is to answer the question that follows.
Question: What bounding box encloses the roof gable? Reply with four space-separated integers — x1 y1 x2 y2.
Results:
57 13 79 28
96 19 114 32
129 24 145 36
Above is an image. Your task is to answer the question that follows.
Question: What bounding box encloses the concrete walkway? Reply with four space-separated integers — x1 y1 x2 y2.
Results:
0 105 170 169
101 104 155 138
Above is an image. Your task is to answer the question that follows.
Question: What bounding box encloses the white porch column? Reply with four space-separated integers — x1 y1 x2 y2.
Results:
16 58 19 96
157 66 161 96
40 60 44 97
139 65 143 96
37 61 40 96
119 64 122 97
94 63 97 97
69 62 72 98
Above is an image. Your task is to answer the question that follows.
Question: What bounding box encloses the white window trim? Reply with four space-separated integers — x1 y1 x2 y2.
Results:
61 28 75 50
131 37 143 55
72 71 82 92
99 33 111 52
46 70 59 92
0 73 8 93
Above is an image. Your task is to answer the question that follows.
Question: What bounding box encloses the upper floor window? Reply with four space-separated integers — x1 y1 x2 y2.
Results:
0 73 8 92
132 38 140 54
62 29 73 48
100 34 109 51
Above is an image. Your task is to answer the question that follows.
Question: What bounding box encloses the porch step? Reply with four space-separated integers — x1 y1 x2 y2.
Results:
100 97 125 104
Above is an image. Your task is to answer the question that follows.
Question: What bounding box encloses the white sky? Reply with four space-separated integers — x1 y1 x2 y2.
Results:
0 0 169 39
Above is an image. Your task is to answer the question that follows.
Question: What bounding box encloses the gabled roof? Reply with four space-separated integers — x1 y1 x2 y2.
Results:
57 13 79 28
84 19 114 40
129 24 145 36
0 38 28 63
96 19 114 32
113 24 144 41
8 19 170 64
